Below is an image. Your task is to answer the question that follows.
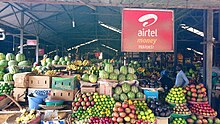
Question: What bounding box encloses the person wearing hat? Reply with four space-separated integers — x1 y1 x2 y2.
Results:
159 70 174 90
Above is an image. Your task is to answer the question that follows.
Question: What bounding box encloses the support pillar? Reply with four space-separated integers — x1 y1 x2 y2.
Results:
36 36 39 63
206 9 214 104
203 10 207 84
174 21 178 68
20 11 24 53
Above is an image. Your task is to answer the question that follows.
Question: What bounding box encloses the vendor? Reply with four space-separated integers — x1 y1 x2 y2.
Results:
159 70 174 90
175 64 189 87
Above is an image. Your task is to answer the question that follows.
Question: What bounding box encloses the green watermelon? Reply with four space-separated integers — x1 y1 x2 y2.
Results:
104 63 113 73
115 86 122 95
82 74 89 82
133 74 137 80
61 61 67 65
8 60 18 66
52 60 57 65
136 92 144 98
120 93 128 101
16 53 25 62
113 94 120 101
99 70 109 79
127 91 135 99
0 71 5 81
46 58 52 63
66 61 71 65
9 65 19 74
57 61 62 65
120 66 128 75
3 73 13 82
128 67 135 74
89 74 97 83
122 83 131 93
46 62 52 68
64 56 70 61
59 57 64 62
6 53 15 61
18 61 29 67
131 86 139 93
0 60 7 67
126 74 135 81
0 66 4 71
118 74 126 81
109 73 118 80
114 69 120 75
54 55 60 61
0 53 5 60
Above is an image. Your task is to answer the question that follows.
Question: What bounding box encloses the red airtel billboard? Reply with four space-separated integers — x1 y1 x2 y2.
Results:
121 8 174 52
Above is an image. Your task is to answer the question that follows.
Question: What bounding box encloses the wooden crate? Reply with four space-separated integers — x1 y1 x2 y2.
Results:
29 76 52 88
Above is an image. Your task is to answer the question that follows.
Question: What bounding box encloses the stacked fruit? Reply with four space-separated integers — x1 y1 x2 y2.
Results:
147 99 173 117
81 73 98 83
16 109 38 123
133 100 148 112
189 103 217 117
171 118 187 124
113 83 145 101
173 103 191 115
165 87 186 104
72 92 95 111
185 83 208 102
187 114 220 124
89 117 112 124
72 93 115 121
112 101 137 123
0 83 14 95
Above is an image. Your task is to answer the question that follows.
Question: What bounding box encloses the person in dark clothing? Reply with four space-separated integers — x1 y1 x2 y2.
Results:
159 70 174 90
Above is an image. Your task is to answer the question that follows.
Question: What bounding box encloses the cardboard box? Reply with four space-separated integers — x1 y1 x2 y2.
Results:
52 76 78 90
98 81 113 97
143 90 158 99
28 88 51 98
157 117 169 124
13 88 27 102
51 89 78 101
29 76 52 88
81 86 96 93
13 72 34 88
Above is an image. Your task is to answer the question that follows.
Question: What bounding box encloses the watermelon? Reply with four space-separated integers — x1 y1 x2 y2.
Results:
113 94 120 101
18 61 29 67
104 63 113 73
128 67 135 74
0 66 4 71
9 65 19 74
0 53 5 60
127 91 135 99
3 73 13 82
8 60 18 66
120 66 128 75
118 74 126 81
46 62 52 68
0 71 5 81
136 92 144 98
64 56 70 61
122 83 131 93
52 60 57 65
115 86 123 95
46 58 52 63
82 74 89 82
0 60 7 67
99 70 109 79
54 55 60 61
114 69 120 75
57 61 62 65
66 61 71 65
133 74 137 80
126 74 135 81
6 53 15 61
89 74 97 83
120 93 128 101
16 53 25 62
59 57 64 62
131 86 139 93
109 73 118 80
61 61 66 65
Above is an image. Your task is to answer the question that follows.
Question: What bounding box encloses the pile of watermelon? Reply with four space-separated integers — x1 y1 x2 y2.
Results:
113 82 145 101
0 52 29 82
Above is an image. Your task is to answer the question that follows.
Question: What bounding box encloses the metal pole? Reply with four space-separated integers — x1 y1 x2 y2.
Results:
206 9 213 104
174 21 178 68
36 36 39 63
20 11 24 53
203 10 207 84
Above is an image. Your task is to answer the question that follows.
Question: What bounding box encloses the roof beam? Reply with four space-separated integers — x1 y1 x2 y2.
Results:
77 0 96 10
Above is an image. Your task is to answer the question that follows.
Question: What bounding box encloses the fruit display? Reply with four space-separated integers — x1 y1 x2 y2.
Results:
165 87 186 104
81 73 98 83
16 109 38 123
89 117 112 124
185 83 208 102
0 83 14 95
173 103 191 115
72 92 95 112
187 114 220 124
189 103 217 117
171 118 187 124
147 98 173 117
113 83 144 101
3 73 13 82
72 93 115 121
112 101 137 123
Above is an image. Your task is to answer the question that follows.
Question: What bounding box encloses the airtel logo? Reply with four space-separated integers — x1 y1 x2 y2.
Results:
138 14 158 27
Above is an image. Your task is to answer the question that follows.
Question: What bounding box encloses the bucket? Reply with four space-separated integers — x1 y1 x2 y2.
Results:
28 96 43 110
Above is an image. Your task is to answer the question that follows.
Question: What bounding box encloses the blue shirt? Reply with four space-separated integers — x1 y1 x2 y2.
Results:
175 70 189 87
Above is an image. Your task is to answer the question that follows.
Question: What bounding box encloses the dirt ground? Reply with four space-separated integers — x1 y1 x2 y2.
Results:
0 114 13 124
